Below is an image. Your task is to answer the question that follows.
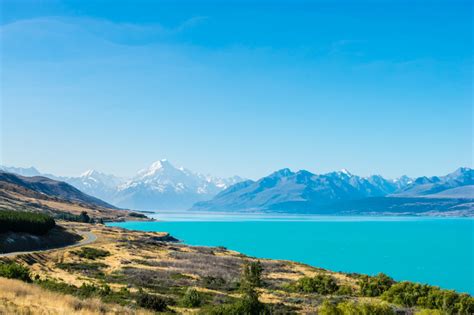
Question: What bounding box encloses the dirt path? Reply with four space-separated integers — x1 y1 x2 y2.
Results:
0 231 97 258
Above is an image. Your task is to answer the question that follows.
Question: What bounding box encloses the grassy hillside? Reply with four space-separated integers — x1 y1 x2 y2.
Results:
0 277 152 314
0 171 148 222
1 222 471 314
0 171 116 209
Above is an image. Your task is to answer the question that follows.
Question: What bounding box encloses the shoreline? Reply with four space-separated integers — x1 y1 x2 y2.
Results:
107 218 474 295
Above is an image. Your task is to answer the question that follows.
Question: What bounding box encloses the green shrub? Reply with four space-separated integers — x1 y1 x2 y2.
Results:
181 287 202 307
241 261 263 290
0 210 55 235
415 310 444 315
36 278 133 305
0 261 32 282
382 282 474 314
292 274 339 294
136 291 168 312
202 260 268 314
199 290 268 315
72 247 110 260
319 300 395 315
358 273 395 297
201 276 229 290
336 285 353 296
78 211 91 223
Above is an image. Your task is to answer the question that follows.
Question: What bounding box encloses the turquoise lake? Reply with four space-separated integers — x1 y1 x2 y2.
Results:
108 213 474 295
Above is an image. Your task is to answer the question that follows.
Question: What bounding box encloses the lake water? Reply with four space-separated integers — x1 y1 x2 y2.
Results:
107 212 474 295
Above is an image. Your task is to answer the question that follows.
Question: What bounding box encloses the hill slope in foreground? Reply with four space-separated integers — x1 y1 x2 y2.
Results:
1 221 473 314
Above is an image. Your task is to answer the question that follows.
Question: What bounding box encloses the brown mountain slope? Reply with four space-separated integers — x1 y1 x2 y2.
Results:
0 171 146 222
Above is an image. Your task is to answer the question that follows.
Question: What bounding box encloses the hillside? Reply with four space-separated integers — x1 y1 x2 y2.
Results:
1 221 471 314
0 171 144 222
192 168 474 216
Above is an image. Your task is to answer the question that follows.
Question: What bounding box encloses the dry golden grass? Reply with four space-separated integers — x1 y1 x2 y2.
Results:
7 222 366 314
0 278 152 315
0 187 145 221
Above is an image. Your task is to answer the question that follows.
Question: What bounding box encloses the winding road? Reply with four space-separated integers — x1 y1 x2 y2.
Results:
0 231 97 258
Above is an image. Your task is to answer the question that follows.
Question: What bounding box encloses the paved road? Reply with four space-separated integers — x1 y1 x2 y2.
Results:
0 231 97 258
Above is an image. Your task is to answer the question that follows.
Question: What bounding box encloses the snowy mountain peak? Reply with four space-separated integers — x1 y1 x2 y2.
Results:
0 165 41 177
80 169 100 177
137 159 177 178
271 168 293 177
339 168 352 176
150 159 173 169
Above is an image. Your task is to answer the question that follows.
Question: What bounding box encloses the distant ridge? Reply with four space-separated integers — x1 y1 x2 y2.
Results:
0 171 117 209
0 171 144 222
191 167 473 216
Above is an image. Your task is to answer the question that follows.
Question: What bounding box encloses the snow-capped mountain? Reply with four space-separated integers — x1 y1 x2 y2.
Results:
392 167 473 198
114 159 243 210
192 168 403 212
0 160 243 211
192 167 473 213
0 165 42 177
65 169 125 203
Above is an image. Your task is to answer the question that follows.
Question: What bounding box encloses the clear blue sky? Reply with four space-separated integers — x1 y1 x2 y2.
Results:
0 0 472 179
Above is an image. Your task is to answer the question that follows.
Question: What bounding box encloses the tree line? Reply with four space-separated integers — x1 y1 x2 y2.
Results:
0 210 55 235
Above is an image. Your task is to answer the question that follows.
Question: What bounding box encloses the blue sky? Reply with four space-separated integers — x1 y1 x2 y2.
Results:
0 0 472 179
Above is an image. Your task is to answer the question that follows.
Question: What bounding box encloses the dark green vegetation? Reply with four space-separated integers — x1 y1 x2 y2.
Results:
352 273 474 314
180 288 202 307
0 261 171 312
201 261 273 315
319 300 395 315
72 247 110 260
0 209 55 235
240 260 263 288
382 282 474 314
291 274 339 294
128 212 148 218
358 273 395 297
0 261 32 282
136 290 168 312
56 262 108 278
55 211 100 223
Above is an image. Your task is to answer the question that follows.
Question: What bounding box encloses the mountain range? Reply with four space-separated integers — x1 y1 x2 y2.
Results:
1 163 472 216
192 167 473 216
0 160 243 211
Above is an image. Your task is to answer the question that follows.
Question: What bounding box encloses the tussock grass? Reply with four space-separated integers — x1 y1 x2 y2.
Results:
0 277 152 315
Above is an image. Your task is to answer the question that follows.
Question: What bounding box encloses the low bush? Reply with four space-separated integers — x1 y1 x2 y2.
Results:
0 261 32 282
0 210 55 235
319 300 395 315
36 278 112 298
336 285 354 296
136 291 168 312
56 262 107 278
291 274 339 294
55 211 92 223
72 247 110 260
180 287 202 307
358 273 395 297
199 290 269 315
382 282 474 314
